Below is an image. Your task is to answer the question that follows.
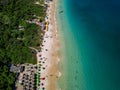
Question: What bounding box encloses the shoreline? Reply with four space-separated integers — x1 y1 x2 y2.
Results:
36 0 61 90
47 0 61 89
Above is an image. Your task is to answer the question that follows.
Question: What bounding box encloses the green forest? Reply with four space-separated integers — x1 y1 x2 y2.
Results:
0 0 46 89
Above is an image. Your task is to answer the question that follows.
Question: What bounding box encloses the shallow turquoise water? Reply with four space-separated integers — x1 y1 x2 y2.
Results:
57 1 86 90
57 0 120 90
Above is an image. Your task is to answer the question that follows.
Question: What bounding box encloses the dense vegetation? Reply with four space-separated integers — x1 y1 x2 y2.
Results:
0 0 46 89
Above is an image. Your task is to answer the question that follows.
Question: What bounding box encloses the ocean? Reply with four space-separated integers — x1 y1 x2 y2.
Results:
57 0 120 90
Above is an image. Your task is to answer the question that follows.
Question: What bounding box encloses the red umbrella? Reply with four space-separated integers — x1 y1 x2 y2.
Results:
41 78 45 80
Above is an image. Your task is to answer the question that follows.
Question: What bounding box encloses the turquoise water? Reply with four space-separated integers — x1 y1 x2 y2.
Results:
57 0 120 90
57 0 86 89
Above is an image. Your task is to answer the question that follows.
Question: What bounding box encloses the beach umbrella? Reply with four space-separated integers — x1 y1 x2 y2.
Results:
45 49 48 51
42 87 45 90
38 69 41 71
31 66 33 69
41 78 45 80
39 55 41 57
41 83 44 86
43 67 45 70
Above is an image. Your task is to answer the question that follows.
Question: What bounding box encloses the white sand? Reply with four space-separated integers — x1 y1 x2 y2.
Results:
36 16 53 90
36 0 61 90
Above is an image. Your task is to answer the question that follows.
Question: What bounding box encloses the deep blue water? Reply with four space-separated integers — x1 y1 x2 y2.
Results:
63 0 120 90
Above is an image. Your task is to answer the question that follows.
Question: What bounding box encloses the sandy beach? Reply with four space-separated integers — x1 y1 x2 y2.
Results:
36 0 61 90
